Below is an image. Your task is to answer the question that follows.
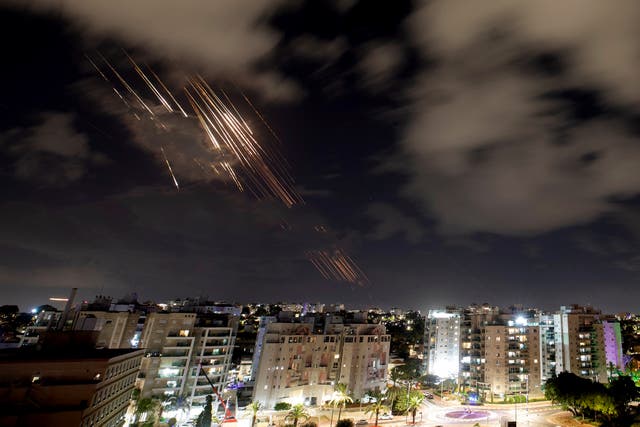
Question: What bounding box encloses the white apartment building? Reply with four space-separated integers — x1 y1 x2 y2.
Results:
252 322 390 409
425 310 460 379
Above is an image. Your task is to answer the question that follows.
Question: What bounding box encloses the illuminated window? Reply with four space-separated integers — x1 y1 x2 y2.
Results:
179 330 190 337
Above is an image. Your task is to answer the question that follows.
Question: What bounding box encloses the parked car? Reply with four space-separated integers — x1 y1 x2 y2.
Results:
355 419 369 426
379 413 393 420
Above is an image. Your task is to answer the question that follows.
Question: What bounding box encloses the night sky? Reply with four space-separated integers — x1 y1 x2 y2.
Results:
2 1 640 313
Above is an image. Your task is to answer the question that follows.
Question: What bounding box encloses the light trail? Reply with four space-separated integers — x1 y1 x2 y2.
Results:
160 146 180 190
87 51 368 285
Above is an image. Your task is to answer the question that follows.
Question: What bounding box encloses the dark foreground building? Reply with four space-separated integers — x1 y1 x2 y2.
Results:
0 342 143 427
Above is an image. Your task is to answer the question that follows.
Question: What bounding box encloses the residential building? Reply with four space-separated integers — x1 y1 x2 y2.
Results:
137 312 237 407
483 316 542 399
538 314 556 382
73 311 145 349
553 305 623 382
252 321 390 408
0 345 143 427
424 309 460 379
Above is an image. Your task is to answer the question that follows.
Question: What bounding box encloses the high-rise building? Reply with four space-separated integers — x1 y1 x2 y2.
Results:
483 316 542 399
424 309 460 379
137 312 237 407
553 305 623 382
538 314 556 383
252 321 390 408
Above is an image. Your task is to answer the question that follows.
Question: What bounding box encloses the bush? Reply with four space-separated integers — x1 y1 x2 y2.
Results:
336 419 354 427
301 422 317 427
274 402 292 411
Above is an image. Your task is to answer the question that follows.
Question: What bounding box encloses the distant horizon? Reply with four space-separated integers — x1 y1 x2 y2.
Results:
11 288 634 317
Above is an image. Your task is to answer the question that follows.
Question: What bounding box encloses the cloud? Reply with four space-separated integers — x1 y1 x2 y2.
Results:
8 0 300 102
395 0 640 235
289 35 347 62
0 112 106 186
366 202 425 243
357 41 404 88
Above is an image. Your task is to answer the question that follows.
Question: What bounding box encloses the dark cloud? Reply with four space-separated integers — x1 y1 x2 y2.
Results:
289 35 347 62
6 0 301 102
0 112 108 186
366 202 425 243
357 41 404 89
392 0 640 235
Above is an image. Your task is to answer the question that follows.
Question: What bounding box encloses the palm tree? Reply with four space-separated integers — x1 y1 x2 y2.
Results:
384 386 401 414
405 393 424 424
364 392 390 427
135 397 161 424
285 404 310 427
330 383 353 424
248 400 263 427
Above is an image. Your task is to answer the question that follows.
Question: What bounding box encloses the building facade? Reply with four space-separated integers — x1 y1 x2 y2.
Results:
252 322 390 408
137 312 237 407
0 347 143 427
425 309 460 380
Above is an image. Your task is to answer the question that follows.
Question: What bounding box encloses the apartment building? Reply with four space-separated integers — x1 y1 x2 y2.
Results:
538 314 556 382
554 305 623 382
0 346 143 427
74 311 145 349
424 309 460 379
252 321 390 408
137 312 237 406
483 317 542 399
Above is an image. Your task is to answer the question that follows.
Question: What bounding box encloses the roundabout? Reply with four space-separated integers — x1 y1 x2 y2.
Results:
444 409 492 421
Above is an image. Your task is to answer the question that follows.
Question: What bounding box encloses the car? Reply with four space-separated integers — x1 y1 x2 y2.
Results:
424 392 434 399
379 413 393 420
355 419 369 426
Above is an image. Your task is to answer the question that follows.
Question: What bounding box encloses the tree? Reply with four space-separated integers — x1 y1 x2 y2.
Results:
248 401 263 427
384 386 402 414
404 392 424 424
275 402 292 411
330 383 353 424
544 372 639 426
285 404 310 427
196 395 213 427
364 392 390 427
135 397 161 425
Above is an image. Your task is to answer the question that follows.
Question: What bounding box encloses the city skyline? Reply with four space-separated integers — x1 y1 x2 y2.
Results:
2 1 640 312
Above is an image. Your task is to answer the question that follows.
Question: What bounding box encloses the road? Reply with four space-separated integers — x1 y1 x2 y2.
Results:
365 397 567 427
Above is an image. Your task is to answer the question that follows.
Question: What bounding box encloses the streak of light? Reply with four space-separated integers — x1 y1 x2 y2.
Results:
306 249 369 286
238 88 283 146
184 75 302 207
49 297 69 302
160 147 180 190
146 65 188 117
85 54 109 82
123 50 174 113
97 52 155 116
